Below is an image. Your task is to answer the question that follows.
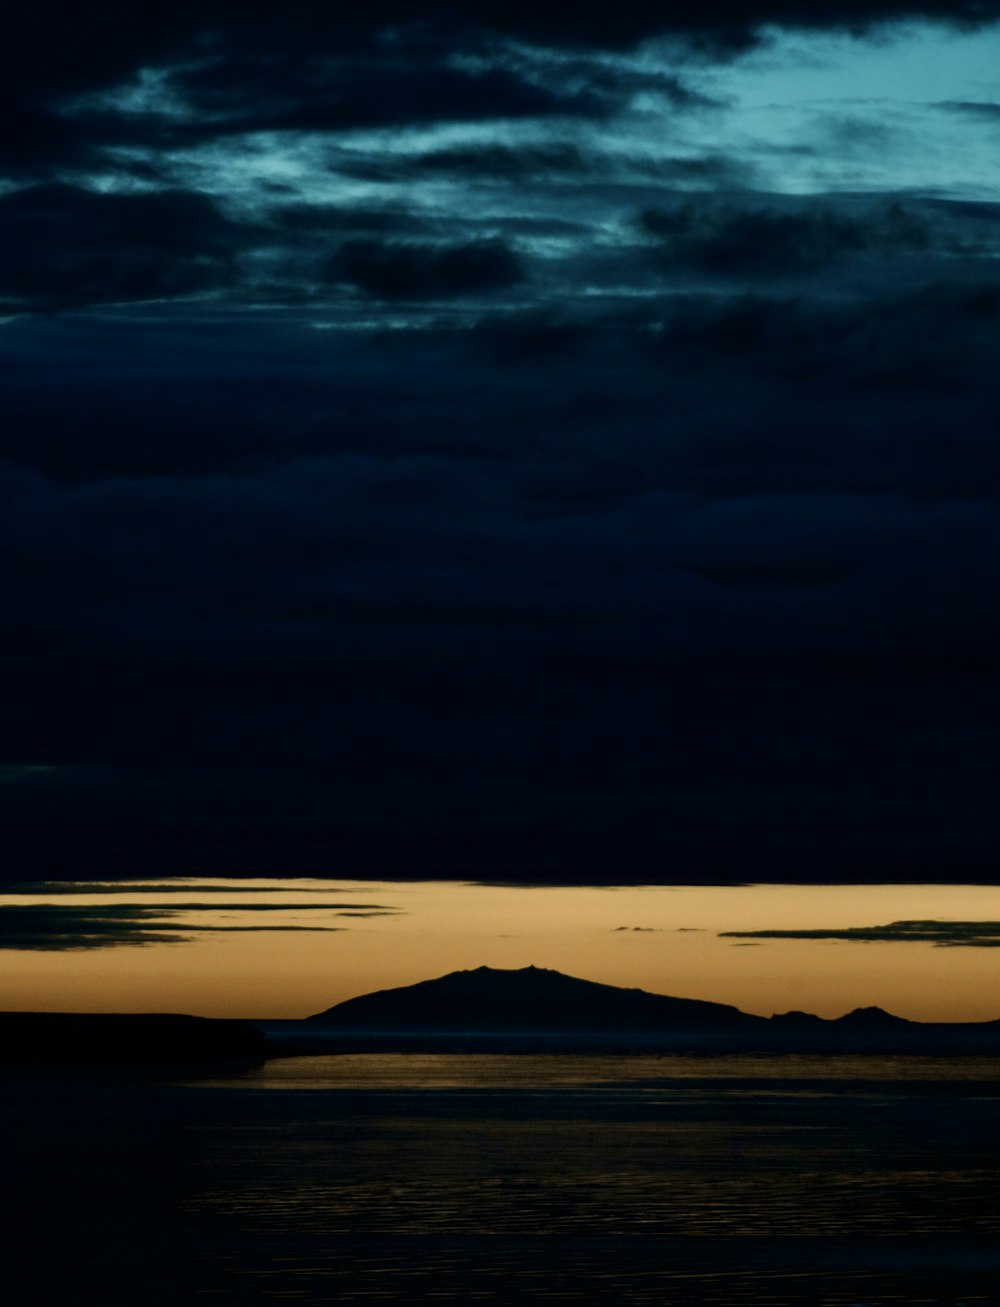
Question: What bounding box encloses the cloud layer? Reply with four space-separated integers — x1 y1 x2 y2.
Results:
721 921 1000 947
0 900 399 949
3 6 1000 883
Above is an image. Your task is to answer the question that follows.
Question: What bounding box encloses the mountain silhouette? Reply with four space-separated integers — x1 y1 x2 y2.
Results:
261 967 1000 1054
834 1005 911 1029
307 965 764 1033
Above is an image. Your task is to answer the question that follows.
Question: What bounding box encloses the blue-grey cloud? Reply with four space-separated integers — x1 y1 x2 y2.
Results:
0 185 254 310
3 273 1000 883
162 53 610 140
4 4 1000 890
688 562 859 590
331 238 526 301
5 2 996 192
636 200 933 279
938 101 1000 119
2 178 989 315
391 142 592 181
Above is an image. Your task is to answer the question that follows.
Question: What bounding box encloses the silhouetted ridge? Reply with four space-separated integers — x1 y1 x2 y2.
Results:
0 1012 267 1065
770 1010 826 1026
307 965 762 1032
835 1006 909 1028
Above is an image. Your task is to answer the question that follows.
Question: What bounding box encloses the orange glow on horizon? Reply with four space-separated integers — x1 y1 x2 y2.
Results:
1 880 999 1023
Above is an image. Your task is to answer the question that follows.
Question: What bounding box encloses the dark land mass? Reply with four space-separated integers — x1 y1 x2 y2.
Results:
308 964 759 1032
7 969 1000 1065
0 1011 267 1067
263 965 1000 1054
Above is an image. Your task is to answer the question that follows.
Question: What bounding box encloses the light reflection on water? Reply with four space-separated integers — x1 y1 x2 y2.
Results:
189 1050 1000 1090
7 1053 1000 1303
169 1053 1000 1301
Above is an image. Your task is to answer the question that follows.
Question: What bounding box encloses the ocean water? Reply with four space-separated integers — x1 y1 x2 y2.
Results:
6 1052 1000 1304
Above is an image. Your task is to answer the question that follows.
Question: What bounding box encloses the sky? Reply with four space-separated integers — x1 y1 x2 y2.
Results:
3 3 1000 985
4 878 1000 1022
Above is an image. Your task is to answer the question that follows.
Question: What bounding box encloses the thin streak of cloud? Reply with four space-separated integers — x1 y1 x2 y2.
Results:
937 101 1000 119
117 901 395 911
172 924 347 933
720 920 1000 947
335 910 403 917
0 902 380 950
2 883 374 895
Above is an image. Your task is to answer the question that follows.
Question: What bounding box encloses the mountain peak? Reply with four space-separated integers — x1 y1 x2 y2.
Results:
471 964 545 974
835 1005 909 1027
306 966 761 1033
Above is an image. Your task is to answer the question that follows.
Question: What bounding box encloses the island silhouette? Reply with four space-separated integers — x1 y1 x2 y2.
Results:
308 964 762 1032
286 965 1000 1054
5 966 1000 1063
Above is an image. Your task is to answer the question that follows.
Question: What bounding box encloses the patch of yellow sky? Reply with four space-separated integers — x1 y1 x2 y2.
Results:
1 880 999 1023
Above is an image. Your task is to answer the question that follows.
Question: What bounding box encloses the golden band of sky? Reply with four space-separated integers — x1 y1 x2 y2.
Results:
1 880 999 1023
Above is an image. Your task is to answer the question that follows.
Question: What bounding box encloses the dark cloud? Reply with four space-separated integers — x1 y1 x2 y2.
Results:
924 198 1000 226
536 58 718 109
0 105 93 176
0 181 986 316
720 921 1000 946
165 54 607 139
637 201 930 278
370 145 755 190
640 281 1000 394
178 923 346 930
689 562 859 589
448 46 720 118
0 185 252 309
938 101 1000 119
0 904 351 950
3 2 1000 890
117 902 395 912
0 905 183 949
407 142 590 180
4 3 997 185
6 2 1000 108
265 203 432 237
1 881 365 894
1 270 1000 883
645 155 759 187
335 911 402 918
331 237 525 299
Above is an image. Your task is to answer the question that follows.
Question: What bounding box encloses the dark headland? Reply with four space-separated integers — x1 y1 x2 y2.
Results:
0 1012 267 1067
265 965 1000 1055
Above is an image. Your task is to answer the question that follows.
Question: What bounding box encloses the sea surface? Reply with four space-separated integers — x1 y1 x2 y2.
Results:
6 1052 1000 1304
